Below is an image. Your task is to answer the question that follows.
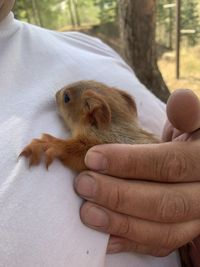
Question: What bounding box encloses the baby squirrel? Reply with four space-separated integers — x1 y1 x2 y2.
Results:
20 80 158 171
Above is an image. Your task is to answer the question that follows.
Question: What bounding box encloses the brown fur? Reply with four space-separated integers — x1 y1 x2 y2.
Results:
20 80 158 172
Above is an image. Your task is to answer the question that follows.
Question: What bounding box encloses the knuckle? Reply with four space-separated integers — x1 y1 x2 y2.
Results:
82 171 125 211
116 216 132 236
106 183 124 211
126 151 137 175
158 191 189 222
158 149 188 182
163 227 183 249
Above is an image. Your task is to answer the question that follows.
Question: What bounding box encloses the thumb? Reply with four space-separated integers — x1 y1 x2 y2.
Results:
166 89 200 133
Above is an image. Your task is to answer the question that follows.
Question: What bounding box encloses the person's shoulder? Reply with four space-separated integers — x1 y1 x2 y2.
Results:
53 31 122 59
19 21 120 58
59 31 105 47
19 21 101 47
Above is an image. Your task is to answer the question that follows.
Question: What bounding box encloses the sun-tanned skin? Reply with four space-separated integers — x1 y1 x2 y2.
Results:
0 0 15 22
2 2 199 265
20 81 158 171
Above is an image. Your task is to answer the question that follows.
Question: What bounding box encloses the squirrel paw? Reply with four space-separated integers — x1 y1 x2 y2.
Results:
19 133 66 169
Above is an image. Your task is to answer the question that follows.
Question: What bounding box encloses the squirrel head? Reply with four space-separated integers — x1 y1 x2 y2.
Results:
55 80 137 135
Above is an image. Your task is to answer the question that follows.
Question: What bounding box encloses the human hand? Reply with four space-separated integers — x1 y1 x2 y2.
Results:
74 89 200 257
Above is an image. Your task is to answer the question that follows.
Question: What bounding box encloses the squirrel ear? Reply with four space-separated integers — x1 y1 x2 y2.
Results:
117 89 137 115
82 90 111 129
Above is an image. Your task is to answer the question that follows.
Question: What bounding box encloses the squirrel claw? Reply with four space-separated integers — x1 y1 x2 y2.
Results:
20 142 42 167
19 148 31 158
20 134 65 169
45 148 56 169
28 154 41 167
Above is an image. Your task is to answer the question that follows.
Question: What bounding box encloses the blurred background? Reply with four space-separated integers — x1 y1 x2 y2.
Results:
13 0 200 100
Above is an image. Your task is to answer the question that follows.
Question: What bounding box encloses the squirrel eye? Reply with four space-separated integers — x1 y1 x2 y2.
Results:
64 93 70 103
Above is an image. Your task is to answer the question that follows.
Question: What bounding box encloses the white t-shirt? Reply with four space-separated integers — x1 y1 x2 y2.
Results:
0 13 180 267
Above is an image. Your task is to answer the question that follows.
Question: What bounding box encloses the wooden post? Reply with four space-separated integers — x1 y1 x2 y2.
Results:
176 0 181 79
169 7 173 49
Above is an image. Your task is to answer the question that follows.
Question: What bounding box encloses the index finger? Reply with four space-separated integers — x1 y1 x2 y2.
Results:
85 142 200 182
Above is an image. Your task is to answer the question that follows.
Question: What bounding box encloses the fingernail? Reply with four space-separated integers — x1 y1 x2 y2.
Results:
83 206 109 227
74 175 96 198
85 150 108 172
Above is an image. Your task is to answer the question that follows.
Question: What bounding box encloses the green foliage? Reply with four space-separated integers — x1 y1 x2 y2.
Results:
181 0 200 45
14 0 31 21
13 0 117 30
94 0 117 24
14 0 63 28
156 0 200 48
13 0 200 47
156 0 175 49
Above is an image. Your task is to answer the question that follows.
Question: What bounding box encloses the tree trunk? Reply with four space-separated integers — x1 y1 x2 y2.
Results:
34 0 44 27
68 0 76 27
30 0 41 26
73 0 81 27
118 0 170 103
